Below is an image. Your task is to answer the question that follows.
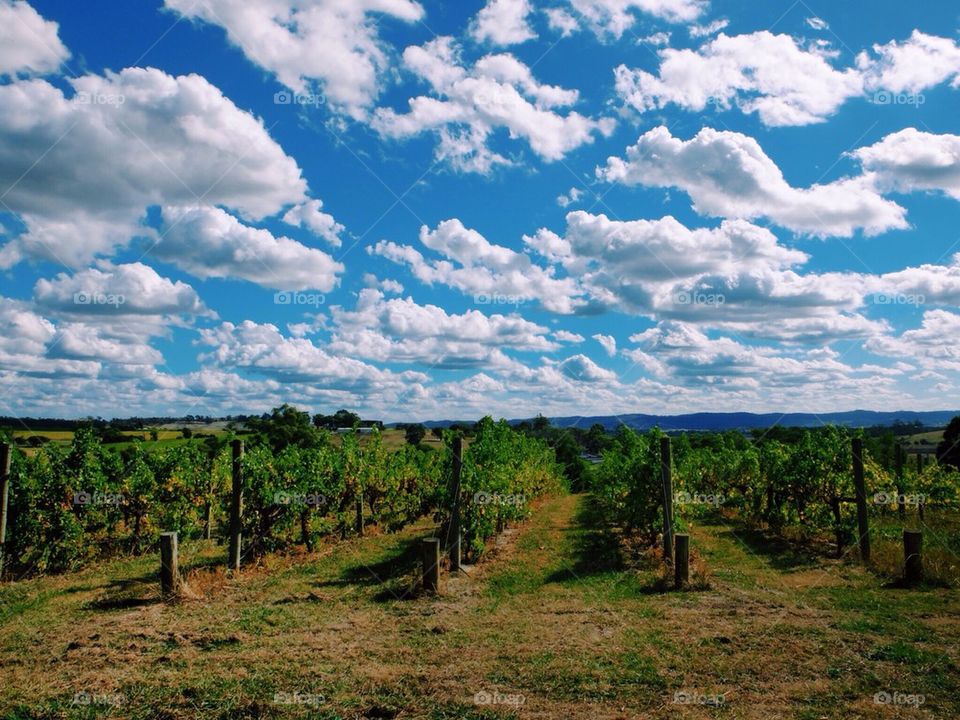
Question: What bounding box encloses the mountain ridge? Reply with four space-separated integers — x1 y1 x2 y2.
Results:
417 409 959 431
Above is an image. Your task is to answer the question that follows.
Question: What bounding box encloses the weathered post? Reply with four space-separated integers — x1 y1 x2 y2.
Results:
0 443 10 579
448 436 463 571
355 492 364 536
916 453 925 521
421 537 441 593
903 530 922 585
660 436 674 563
852 438 870 563
894 444 905 520
674 534 689 589
159 531 180 597
202 502 212 540
228 439 243 571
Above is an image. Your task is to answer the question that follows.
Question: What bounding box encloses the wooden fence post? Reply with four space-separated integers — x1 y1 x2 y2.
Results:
228 439 243 571
355 493 364 536
160 531 180 596
852 438 870 563
660 436 674 563
903 530 922 585
894 444 905 520
0 443 10 579
916 453 925 520
674 534 689 589
422 537 441 593
448 436 463 571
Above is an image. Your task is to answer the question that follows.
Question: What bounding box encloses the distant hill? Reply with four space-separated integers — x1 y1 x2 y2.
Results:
546 410 960 432
420 410 960 432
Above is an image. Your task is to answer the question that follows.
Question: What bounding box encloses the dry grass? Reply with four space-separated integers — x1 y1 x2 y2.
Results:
1 495 958 719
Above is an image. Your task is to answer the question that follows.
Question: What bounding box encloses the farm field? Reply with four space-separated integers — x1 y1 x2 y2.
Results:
1 493 958 719
902 431 946 455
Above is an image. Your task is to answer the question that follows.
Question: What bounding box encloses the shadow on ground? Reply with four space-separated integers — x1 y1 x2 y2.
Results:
714 523 822 572
544 495 627 584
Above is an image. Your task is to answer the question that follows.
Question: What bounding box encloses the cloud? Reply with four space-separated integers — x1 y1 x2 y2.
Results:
47 323 164 365
372 37 615 173
362 274 404 294
558 353 617 382
859 30 960 94
471 0 536 46
616 29 960 127
593 333 617 356
163 0 424 119
627 321 901 395
0 0 69 77
638 31 671 46
599 126 908 237
557 187 585 207
156 205 343 291
326 288 557 368
545 8 579 37
554 330 585 343
614 31 863 127
0 299 55 361
198 319 427 391
0 284 189 381
853 128 960 201
865 310 960 372
526 211 876 340
688 18 727 38
0 67 307 268
565 0 707 38
371 218 583 313
805 17 828 31
282 199 344 247
33 262 206 317
872 253 960 306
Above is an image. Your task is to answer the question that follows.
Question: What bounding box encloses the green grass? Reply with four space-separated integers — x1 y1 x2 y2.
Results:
1 494 959 719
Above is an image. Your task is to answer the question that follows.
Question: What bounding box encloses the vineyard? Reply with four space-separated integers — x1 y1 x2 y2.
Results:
0 412 564 579
0 411 959 718
591 425 960 585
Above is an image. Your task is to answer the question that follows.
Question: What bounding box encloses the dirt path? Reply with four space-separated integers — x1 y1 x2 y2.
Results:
1 494 958 719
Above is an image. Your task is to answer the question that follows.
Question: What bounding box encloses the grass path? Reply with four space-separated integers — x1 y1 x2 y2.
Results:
1 494 958 719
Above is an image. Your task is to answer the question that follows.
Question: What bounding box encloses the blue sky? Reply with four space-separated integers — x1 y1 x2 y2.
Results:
1 0 959 422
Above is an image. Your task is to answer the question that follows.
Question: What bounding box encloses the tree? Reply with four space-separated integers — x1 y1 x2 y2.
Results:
249 404 319 451
936 416 960 471
312 409 362 430
404 423 427 446
584 423 610 454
